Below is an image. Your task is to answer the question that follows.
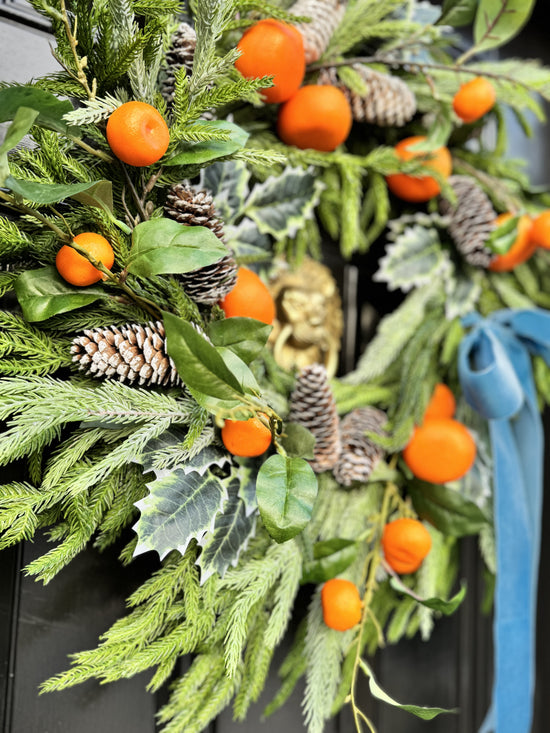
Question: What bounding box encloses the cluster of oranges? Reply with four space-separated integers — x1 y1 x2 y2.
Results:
235 19 352 152
403 383 476 485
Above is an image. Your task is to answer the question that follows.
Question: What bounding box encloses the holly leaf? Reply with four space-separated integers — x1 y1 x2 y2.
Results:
360 659 457 719
133 467 229 559
0 107 39 185
207 317 272 364
127 219 228 277
437 0 477 26
5 177 113 211
200 159 251 224
165 120 249 166
473 0 535 55
444 270 482 320
408 479 489 536
301 539 358 584
374 225 452 293
14 266 105 322
244 168 324 241
224 217 272 259
390 576 467 615
197 478 257 583
0 86 74 134
234 458 260 516
140 430 230 475
256 454 318 543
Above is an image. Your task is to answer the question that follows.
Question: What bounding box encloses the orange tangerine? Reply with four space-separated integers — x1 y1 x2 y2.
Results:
424 383 456 421
235 19 305 104
321 578 363 631
453 77 496 123
488 213 536 272
385 136 452 203
402 418 476 484
56 232 114 287
106 101 170 167
220 267 276 325
221 416 272 457
382 518 432 574
529 210 550 250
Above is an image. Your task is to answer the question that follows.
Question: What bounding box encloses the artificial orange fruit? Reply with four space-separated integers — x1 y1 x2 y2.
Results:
321 578 363 631
56 232 114 287
106 101 170 167
453 77 496 123
382 518 432 574
221 416 272 457
235 19 305 104
277 84 352 152
220 267 276 325
529 210 550 250
488 213 536 272
385 135 452 203
402 418 476 484
424 383 456 421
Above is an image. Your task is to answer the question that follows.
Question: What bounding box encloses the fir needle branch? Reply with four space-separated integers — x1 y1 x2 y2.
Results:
59 0 97 100
0 191 71 242
121 163 149 221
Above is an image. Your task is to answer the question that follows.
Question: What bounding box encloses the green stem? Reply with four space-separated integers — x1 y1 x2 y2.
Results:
68 135 113 163
0 190 71 242
121 163 149 221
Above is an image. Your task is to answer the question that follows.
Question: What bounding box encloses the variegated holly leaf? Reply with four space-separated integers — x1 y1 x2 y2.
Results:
140 429 230 476
374 225 452 293
224 217 271 259
444 270 482 320
133 468 229 559
200 159 251 224
244 168 324 241
197 478 257 583
234 457 260 516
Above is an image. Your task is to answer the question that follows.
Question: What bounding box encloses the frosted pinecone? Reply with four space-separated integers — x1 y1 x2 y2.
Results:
71 321 181 387
319 65 416 127
333 407 387 487
161 22 197 106
164 183 238 304
439 175 497 268
287 363 341 473
290 0 345 64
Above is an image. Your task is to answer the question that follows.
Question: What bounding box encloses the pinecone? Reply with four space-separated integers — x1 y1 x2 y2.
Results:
71 321 181 387
439 175 497 268
290 0 345 64
287 363 341 473
161 22 197 106
319 65 416 127
164 183 238 304
333 407 387 487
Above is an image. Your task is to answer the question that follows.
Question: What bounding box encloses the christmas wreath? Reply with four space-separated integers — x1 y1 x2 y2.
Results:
1 0 549 731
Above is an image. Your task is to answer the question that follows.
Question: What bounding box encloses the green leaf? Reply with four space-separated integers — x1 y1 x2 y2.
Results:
0 86 73 134
216 346 261 395
0 107 39 185
207 317 272 364
14 267 105 322
256 454 318 543
485 215 519 254
437 0 477 26
244 168 324 241
165 121 249 166
133 467 229 559
375 225 452 293
197 478 257 582
390 576 467 614
162 312 249 416
301 539 358 585
200 159 251 224
360 659 457 719
280 423 316 460
127 219 228 277
473 0 535 55
408 109 452 150
5 176 113 210
408 480 489 537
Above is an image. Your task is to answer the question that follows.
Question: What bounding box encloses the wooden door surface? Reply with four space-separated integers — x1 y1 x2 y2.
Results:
1 2 550 732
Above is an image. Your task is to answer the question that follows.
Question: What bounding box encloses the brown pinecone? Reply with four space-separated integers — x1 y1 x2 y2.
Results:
71 322 181 387
290 0 345 64
319 65 416 127
164 183 238 304
287 363 341 473
161 22 197 106
333 407 387 487
439 175 497 268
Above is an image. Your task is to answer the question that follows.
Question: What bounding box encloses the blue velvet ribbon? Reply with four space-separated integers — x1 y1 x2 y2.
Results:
458 309 550 733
